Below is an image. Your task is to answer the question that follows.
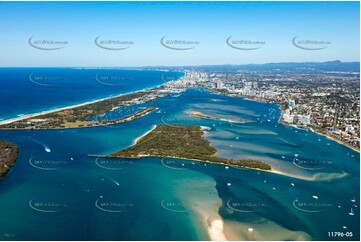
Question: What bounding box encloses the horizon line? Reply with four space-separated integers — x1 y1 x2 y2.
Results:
1 60 360 69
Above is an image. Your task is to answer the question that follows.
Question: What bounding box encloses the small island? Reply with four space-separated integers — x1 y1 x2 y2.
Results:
0 140 19 178
107 124 271 170
189 111 252 123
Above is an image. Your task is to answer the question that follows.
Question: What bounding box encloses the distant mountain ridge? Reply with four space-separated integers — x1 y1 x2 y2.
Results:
138 61 360 73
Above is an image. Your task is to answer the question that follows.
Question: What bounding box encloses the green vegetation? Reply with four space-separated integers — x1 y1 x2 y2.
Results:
0 86 161 130
0 140 19 178
109 124 271 170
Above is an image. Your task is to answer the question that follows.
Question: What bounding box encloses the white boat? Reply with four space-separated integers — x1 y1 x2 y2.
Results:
351 197 356 203
312 195 318 200
349 208 354 216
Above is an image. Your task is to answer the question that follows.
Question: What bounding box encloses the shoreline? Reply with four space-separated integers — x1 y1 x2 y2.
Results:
311 129 360 153
279 115 359 153
208 89 359 153
91 152 349 182
0 140 19 179
101 124 271 171
3 84 358 153
133 125 157 145
0 84 164 126
0 106 157 130
277 105 360 153
91 151 319 182
88 123 344 181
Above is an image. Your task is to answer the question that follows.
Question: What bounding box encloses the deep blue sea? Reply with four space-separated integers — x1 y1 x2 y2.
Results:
0 68 183 121
0 69 359 241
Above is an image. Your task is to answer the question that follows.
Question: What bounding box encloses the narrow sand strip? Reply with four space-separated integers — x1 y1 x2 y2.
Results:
0 85 162 126
133 125 157 145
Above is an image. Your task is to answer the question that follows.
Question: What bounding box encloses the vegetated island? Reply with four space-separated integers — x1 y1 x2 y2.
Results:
0 87 164 129
106 124 271 171
0 140 19 178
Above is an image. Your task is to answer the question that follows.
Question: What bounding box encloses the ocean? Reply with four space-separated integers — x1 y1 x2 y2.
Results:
0 70 359 240
0 68 183 121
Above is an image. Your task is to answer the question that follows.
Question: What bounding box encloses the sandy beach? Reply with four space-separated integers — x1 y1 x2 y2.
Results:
108 123 351 183
189 111 248 124
133 125 157 145
0 85 163 126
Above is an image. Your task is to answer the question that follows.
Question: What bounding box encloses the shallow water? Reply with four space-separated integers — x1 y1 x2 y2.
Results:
0 88 359 240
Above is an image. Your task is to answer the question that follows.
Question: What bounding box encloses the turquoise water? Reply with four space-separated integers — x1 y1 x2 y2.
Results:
0 88 359 240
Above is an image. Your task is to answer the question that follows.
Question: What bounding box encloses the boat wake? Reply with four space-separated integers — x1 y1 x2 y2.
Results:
28 138 52 152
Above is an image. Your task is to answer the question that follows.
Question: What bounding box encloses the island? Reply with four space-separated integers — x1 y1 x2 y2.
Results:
189 111 252 123
106 124 271 170
0 140 19 178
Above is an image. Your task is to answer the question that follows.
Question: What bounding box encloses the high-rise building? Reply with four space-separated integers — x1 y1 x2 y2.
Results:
289 99 296 109
216 80 223 89
252 82 258 89
245 82 252 89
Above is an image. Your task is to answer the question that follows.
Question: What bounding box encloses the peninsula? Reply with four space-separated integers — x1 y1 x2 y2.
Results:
0 140 19 178
0 87 165 130
107 124 271 170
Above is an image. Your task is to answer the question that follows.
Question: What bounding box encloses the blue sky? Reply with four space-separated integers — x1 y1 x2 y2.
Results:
0 1 359 67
